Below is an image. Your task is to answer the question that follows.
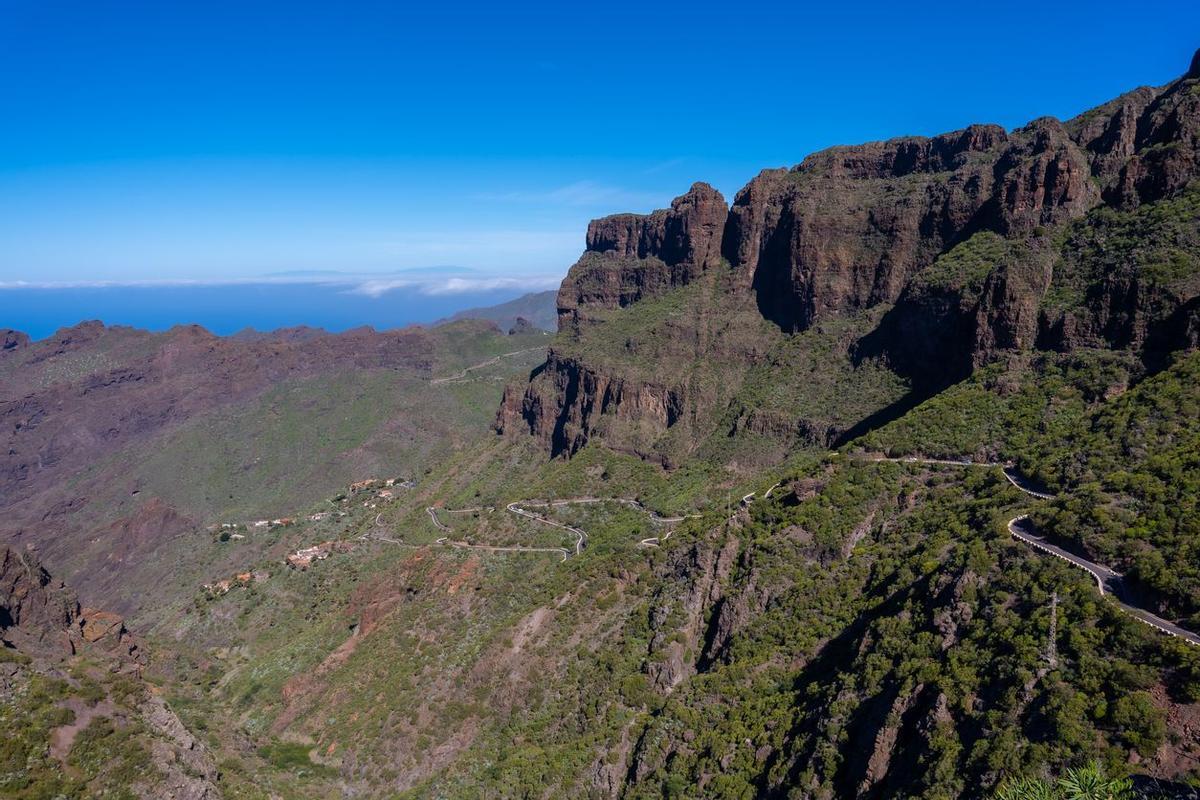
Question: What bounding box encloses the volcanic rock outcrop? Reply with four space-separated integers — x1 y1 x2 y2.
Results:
557 182 728 334
0 544 141 661
500 51 1200 461
2 328 29 352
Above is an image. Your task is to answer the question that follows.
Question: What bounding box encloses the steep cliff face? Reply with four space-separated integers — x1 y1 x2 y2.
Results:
729 124 1002 331
733 117 1095 333
0 545 141 660
498 278 777 463
557 182 728 335
498 352 686 462
0 545 79 647
502 53 1200 462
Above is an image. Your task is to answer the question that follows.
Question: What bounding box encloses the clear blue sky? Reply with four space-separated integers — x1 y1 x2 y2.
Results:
1 0 1197 285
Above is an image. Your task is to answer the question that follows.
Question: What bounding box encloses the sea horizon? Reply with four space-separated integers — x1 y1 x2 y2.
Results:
0 281 555 340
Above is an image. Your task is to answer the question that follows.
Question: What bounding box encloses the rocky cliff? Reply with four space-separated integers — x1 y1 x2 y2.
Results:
500 51 1200 462
0 544 142 660
0 545 219 799
557 182 728 335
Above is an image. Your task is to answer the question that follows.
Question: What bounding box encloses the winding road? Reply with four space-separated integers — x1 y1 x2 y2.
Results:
430 347 545 385
505 501 587 555
396 455 1199 646
854 454 1200 647
423 496 701 554
421 505 570 560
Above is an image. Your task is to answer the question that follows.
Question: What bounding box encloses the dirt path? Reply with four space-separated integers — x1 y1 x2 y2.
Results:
50 698 116 761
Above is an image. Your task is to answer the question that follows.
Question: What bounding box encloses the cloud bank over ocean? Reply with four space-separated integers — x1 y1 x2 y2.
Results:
0 270 562 298
0 271 563 340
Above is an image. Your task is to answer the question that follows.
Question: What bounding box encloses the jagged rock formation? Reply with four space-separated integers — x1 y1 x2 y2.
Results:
0 545 79 652
731 118 1093 332
500 51 1200 461
0 545 218 799
140 694 222 800
0 544 142 660
558 182 728 335
2 328 29 352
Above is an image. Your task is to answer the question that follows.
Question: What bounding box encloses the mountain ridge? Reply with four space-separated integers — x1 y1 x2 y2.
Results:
499 54 1200 467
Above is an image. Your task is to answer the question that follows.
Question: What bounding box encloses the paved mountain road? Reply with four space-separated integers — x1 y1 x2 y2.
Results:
506 501 587 555
853 454 1199 646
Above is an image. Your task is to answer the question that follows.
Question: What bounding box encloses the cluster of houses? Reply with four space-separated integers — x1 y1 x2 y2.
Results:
306 510 347 522
202 474 415 587
209 517 295 536
203 570 270 596
335 476 415 511
348 477 414 493
286 540 354 570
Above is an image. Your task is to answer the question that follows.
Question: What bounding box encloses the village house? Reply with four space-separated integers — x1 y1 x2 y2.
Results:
286 541 352 570
203 569 269 595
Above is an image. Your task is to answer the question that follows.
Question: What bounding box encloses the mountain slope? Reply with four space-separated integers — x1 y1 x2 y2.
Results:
5 50 1200 800
0 319 548 616
0 545 221 799
498 55 1200 471
442 289 559 332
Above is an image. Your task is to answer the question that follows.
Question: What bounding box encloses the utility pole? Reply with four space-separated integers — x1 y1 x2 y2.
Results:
1045 590 1059 669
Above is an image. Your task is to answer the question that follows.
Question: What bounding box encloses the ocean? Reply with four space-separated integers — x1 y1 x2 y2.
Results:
0 283 543 340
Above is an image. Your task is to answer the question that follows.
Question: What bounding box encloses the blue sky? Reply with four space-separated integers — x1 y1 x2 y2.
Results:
1 0 1197 287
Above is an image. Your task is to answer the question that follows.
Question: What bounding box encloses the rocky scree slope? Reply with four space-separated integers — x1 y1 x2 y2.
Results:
499 53 1200 464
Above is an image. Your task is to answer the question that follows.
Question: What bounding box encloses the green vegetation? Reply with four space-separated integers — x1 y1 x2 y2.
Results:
259 741 338 778
914 230 1020 302
0 668 157 799
994 762 1133 800
1044 183 1200 313
860 346 1200 623
1031 351 1200 623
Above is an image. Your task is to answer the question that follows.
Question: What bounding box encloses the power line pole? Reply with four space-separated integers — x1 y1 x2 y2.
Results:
1045 590 1059 669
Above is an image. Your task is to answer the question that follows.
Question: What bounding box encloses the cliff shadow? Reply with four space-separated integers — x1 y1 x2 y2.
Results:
832 298 977 447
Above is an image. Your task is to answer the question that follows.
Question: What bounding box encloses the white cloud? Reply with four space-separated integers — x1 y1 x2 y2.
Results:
421 275 562 295
0 272 566 299
348 274 562 299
